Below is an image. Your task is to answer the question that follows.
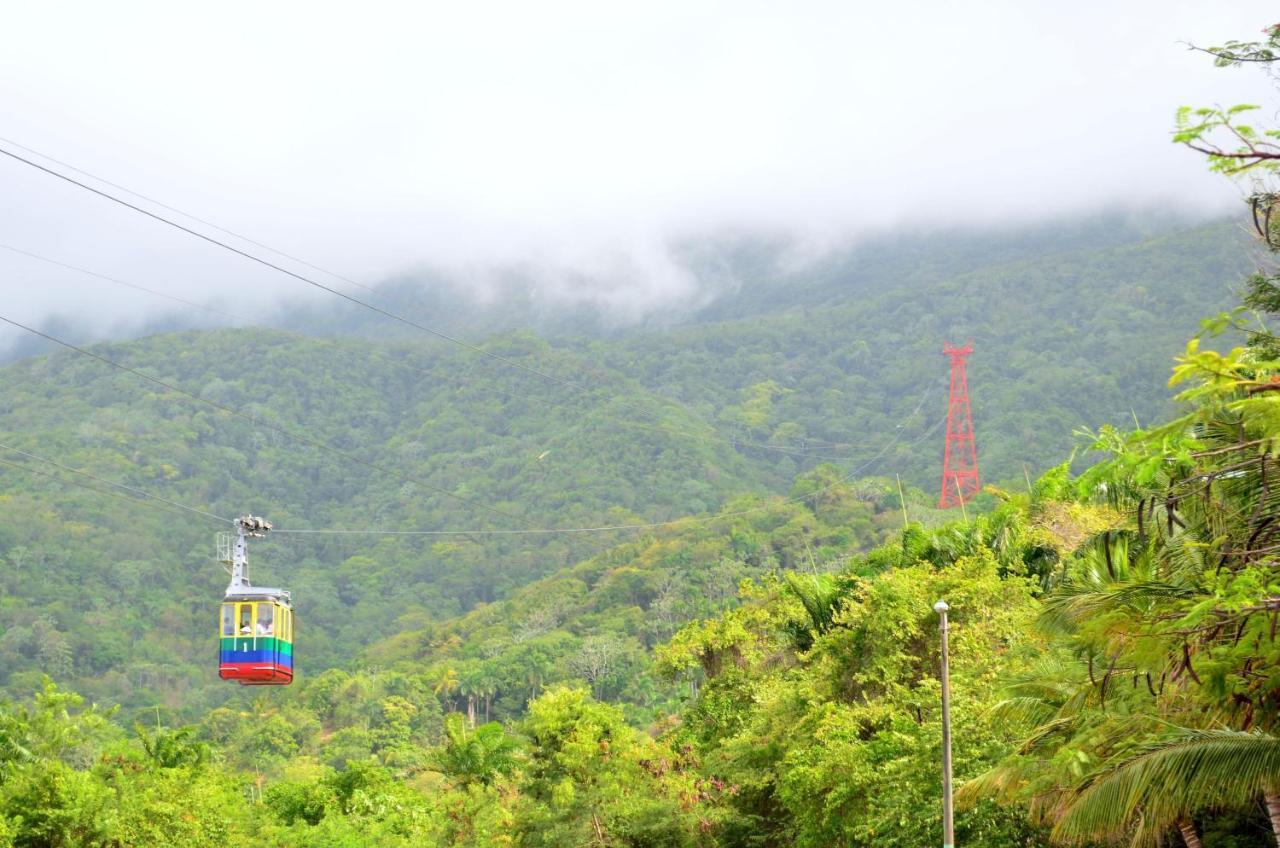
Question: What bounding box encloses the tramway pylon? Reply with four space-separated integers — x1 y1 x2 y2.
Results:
939 343 980 508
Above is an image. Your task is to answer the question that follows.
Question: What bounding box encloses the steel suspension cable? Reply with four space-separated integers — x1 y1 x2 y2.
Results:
0 139 906 459
0 454 231 525
0 442 233 523
0 134 382 294
0 242 251 322
0 143 586 395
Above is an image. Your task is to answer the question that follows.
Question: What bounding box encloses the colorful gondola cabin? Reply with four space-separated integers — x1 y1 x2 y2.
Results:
219 597 293 685
217 516 294 685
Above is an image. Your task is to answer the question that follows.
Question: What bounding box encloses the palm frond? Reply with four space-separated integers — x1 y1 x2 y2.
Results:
987 696 1059 728
1053 729 1280 843
956 759 1040 809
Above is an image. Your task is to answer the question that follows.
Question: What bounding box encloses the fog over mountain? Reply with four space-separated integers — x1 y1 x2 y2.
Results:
1 1 1277 347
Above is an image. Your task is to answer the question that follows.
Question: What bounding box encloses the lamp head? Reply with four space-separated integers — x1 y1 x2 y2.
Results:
933 599 950 614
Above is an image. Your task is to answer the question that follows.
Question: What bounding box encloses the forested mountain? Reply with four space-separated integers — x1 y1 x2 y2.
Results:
358 467 956 727
587 218 1253 485
7 5 1280 841
270 212 1230 337
0 215 1251 723
0 209 1268 848
263 215 1256 489
0 329 771 715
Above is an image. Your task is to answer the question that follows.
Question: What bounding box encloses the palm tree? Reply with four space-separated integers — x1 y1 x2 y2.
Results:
433 666 460 711
957 655 1098 826
458 664 488 727
433 712 518 787
971 36 1280 843
1040 347 1280 843
957 645 1192 843
134 723 209 769
960 519 1218 846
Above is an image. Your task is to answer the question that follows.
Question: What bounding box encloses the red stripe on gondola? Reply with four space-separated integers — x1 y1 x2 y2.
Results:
219 662 293 685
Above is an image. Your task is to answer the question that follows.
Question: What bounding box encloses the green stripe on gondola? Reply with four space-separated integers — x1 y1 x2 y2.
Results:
220 637 292 654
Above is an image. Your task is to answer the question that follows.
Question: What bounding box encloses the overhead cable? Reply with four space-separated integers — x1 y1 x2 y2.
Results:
0 454 229 525
0 139 904 459
0 143 587 395
0 442 232 523
0 134 381 294
0 242 249 322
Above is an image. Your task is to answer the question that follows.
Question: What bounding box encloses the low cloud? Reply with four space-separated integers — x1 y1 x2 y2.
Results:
1 0 1277 346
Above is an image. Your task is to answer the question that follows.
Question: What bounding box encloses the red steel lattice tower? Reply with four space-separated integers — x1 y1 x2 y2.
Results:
939 343 980 508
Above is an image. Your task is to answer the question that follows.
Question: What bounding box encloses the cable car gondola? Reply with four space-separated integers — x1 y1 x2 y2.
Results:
218 516 293 685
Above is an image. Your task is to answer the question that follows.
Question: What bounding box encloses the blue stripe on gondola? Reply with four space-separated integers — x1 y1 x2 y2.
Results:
221 650 293 667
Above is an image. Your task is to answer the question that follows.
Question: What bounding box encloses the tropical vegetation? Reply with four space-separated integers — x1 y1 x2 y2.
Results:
0 18 1279 848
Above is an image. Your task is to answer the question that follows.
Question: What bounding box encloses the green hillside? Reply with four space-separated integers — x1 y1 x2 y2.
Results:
292 217 1251 487
0 329 771 715
4 10 1280 842
358 468 954 726
0 464 1120 846
0 211 1273 845
591 219 1251 486
0 216 1252 723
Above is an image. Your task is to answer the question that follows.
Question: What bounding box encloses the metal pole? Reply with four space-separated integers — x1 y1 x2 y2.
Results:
896 473 910 529
954 476 968 523
935 599 954 848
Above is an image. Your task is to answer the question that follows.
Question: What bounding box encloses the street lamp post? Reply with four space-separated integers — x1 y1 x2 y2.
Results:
935 598 954 848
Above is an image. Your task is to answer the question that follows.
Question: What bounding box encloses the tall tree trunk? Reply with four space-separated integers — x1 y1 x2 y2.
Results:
1178 818 1203 848
1264 789 1280 845
467 695 476 728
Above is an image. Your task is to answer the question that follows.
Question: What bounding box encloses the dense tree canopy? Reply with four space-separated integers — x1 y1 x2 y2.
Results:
0 20 1275 847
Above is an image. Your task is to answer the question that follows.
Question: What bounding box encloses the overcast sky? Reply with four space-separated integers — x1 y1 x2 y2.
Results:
1 1 1278 340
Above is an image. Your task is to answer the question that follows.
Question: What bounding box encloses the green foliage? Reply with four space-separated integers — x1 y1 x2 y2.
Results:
1195 24 1280 67
0 42 1266 842
651 535 1053 848
0 680 116 769
0 207 1248 721
1055 730 1280 845
956 40 1280 842
781 571 852 651
434 713 518 787
133 722 209 769
365 466 911 725
518 685 723 847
